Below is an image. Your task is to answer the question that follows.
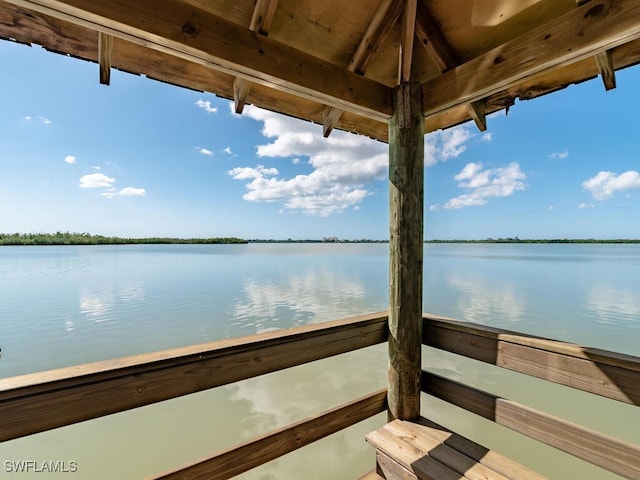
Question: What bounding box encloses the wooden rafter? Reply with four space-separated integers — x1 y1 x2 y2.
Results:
595 49 616 90
415 2 486 131
574 2 617 92
250 0 278 35
98 31 112 85
323 0 404 137
399 0 417 84
234 0 279 114
6 0 392 121
422 0 640 118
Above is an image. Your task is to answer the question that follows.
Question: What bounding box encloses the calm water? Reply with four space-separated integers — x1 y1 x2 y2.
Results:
0 243 638 478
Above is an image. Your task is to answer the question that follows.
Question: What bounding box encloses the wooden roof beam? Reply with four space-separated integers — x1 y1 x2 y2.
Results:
595 49 616 90
574 1 616 92
399 0 417 84
422 0 640 118
7 0 392 121
234 0 279 114
98 31 112 85
323 0 403 137
415 3 486 131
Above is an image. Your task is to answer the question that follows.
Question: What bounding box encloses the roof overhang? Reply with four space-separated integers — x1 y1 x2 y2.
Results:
2 0 640 142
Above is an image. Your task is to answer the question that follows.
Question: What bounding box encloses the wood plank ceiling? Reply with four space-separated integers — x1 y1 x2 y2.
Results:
1 0 640 143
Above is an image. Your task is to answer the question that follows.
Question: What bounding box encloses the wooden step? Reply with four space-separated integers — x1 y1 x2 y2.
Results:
366 417 548 480
356 469 385 480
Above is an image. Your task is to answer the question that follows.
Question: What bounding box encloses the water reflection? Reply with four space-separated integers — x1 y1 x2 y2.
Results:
230 269 368 334
79 288 114 322
585 283 640 327
444 274 525 324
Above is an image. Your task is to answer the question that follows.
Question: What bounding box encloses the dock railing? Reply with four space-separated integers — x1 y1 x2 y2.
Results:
422 313 640 479
1 311 639 478
0 312 389 479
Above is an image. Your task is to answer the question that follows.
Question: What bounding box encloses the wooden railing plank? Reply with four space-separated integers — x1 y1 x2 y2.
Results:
0 312 388 441
422 372 640 480
150 389 388 480
423 315 640 405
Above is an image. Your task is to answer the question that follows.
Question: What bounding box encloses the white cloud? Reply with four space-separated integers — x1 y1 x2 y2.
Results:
92 166 101 170
548 150 569 160
64 155 76 164
228 165 279 180
425 125 474 166
228 106 387 216
196 147 213 156
426 129 466 164
195 99 218 113
582 170 640 200
101 187 146 198
118 187 146 196
443 162 526 209
578 202 595 209
22 115 52 125
79 173 116 189
224 147 233 155
482 132 493 142
548 206 555 211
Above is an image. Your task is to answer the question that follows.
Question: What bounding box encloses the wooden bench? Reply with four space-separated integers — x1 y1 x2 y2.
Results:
366 417 548 480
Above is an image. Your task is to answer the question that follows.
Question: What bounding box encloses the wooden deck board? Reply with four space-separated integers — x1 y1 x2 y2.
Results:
367 418 548 480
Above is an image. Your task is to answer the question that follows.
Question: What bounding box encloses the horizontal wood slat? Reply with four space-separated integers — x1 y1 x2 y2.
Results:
0 312 388 441
151 389 388 480
423 315 640 405
412 417 548 480
367 418 547 480
422 371 640 479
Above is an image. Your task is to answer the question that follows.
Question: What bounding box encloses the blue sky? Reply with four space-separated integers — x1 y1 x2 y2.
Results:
2 39 640 240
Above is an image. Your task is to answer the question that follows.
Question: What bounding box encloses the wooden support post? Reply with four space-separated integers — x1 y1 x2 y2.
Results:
388 82 424 421
595 49 616 91
98 32 113 85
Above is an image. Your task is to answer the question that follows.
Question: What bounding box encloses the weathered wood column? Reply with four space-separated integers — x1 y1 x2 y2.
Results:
388 81 424 421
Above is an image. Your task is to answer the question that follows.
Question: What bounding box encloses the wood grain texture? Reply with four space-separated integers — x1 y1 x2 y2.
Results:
7 0 393 120
388 82 423 421
422 0 640 116
413 417 548 480
322 0 402 137
97 31 112 84
233 0 278 114
595 48 617 89
0 312 388 441
375 450 419 480
399 0 417 83
367 426 462 480
414 1 486 131
368 418 547 479
422 372 640 479
423 315 640 405
152 389 388 479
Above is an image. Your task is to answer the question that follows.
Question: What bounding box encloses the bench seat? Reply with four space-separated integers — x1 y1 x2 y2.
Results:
366 417 548 480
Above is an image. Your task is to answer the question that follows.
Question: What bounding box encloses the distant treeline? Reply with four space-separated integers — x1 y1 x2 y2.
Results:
0 232 248 245
248 239 388 243
426 238 640 244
